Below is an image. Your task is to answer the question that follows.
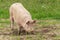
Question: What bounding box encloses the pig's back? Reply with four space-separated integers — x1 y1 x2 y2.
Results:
10 3 32 24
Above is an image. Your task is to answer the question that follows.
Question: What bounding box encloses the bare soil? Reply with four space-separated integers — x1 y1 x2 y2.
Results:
0 19 60 40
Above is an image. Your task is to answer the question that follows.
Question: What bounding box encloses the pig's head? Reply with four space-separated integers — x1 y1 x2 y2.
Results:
22 20 36 33
25 20 36 33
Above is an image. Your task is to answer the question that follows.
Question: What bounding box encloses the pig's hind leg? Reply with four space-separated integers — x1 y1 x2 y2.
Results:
10 16 14 30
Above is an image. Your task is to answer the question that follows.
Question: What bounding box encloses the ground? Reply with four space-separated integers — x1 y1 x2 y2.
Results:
0 19 60 40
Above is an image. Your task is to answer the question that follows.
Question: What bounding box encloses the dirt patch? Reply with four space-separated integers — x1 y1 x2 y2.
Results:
0 19 60 40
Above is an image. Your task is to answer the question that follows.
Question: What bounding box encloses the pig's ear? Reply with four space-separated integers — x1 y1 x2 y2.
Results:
32 20 36 24
26 21 30 24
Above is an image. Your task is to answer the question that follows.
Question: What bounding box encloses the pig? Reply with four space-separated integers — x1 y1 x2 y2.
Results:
9 3 36 34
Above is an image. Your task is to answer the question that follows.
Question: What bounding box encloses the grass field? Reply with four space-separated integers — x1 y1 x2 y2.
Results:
0 0 60 19
0 0 60 40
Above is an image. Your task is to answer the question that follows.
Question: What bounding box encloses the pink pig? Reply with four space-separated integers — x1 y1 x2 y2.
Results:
9 3 36 33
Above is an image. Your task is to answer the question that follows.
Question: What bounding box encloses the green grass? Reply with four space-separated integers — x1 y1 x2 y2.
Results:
0 0 60 19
